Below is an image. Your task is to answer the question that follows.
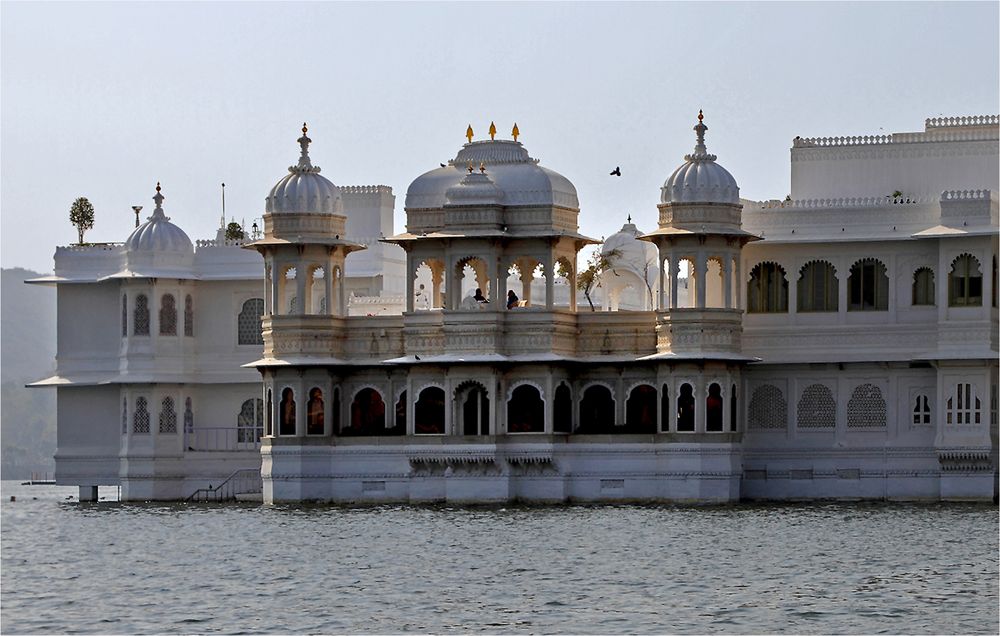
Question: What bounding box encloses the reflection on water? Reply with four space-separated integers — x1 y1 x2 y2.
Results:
1 481 997 634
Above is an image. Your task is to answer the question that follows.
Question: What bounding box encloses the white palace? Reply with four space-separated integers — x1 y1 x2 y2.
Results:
29 113 999 503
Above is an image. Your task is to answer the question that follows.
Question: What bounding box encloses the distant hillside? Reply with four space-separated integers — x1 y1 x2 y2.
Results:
1 268 57 479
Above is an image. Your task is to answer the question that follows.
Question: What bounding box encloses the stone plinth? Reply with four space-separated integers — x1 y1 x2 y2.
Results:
656 308 743 355
263 315 344 358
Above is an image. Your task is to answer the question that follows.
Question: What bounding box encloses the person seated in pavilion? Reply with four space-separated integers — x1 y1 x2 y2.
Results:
473 288 489 303
506 290 519 309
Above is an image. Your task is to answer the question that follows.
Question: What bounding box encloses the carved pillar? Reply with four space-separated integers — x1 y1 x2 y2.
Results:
669 254 679 310
519 264 533 306
270 261 281 316
723 255 733 309
324 259 334 315
264 262 273 315
657 245 666 311
695 253 707 309
431 262 444 309
544 375 554 433
569 261 578 311
338 265 347 315
405 258 415 313
544 257 554 309
295 267 307 315
734 257 742 310
497 256 508 312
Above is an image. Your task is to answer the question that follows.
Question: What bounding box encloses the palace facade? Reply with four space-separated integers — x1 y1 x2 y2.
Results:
30 114 999 503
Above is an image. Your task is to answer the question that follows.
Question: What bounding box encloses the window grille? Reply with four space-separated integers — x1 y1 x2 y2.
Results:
133 397 150 433
237 398 263 443
848 259 888 311
847 383 886 428
134 294 150 335
184 295 193 337
948 254 983 307
748 384 787 429
747 263 788 313
797 384 836 428
159 397 177 433
912 268 935 306
121 294 128 336
122 397 128 434
797 261 838 312
288 296 298 314
912 395 931 426
238 298 265 345
948 383 981 425
159 294 177 335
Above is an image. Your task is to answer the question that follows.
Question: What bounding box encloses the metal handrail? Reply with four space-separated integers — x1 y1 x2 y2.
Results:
185 468 262 502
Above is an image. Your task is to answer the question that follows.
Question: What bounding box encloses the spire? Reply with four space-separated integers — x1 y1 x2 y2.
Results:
693 109 708 154
489 121 497 140
466 124 474 143
151 182 168 221
297 122 313 169
512 122 519 142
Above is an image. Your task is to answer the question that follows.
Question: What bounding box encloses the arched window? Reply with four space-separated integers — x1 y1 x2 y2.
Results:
947 383 981 425
121 294 128 337
730 384 738 432
238 298 265 345
415 387 446 434
159 294 177 335
279 388 296 436
677 383 695 431
626 385 657 433
395 391 407 433
159 397 177 433
948 254 983 307
706 383 723 431
237 398 263 443
579 384 615 434
348 388 387 436
133 397 150 433
912 268 935 306
797 384 835 428
660 384 670 432
797 261 838 312
121 397 128 434
184 397 194 436
912 395 931 426
265 389 273 436
847 384 886 428
307 388 325 435
134 294 150 335
508 384 545 433
748 384 787 430
848 259 888 311
184 295 194 337
554 384 572 433
747 263 788 313
459 384 489 436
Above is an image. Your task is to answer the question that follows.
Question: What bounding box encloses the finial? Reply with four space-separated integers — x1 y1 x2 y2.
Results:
156 182 161 193
466 124 474 143
152 182 165 218
512 123 519 142
297 123 313 169
479 162 486 173
627 214 632 224
693 109 708 154
489 121 497 141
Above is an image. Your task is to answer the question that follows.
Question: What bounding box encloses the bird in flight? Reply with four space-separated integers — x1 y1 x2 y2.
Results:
610 166 621 176
440 163 447 168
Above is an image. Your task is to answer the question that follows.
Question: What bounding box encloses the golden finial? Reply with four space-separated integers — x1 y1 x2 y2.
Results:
489 121 496 141
479 162 486 173
302 122 308 134
698 109 704 123
156 182 161 193
466 124 474 143
512 123 519 142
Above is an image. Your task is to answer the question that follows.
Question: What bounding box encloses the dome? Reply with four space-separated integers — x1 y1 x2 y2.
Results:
661 112 739 205
406 136 578 210
445 168 502 205
601 221 659 283
124 184 193 253
265 124 344 216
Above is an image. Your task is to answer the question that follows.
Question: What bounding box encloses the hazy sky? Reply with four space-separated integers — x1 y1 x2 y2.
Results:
2 1 997 273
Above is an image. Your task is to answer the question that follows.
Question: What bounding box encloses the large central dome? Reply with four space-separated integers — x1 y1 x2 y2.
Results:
661 112 739 205
406 134 578 210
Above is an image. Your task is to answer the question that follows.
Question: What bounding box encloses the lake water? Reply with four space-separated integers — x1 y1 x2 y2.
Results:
1 481 997 634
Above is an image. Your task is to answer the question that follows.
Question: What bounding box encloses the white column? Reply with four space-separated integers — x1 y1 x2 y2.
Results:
696 254 707 309
264 262 273 315
657 246 666 311
295 267 307 315
405 259 415 313
669 254 679 310
271 263 282 316
734 257 742 310
544 375 554 433
544 257 555 309
723 255 733 309
338 266 347 315
324 259 334 315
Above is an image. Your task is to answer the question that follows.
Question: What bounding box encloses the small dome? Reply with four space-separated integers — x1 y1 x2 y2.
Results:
265 124 344 215
602 221 658 282
124 184 193 253
406 138 578 210
445 168 503 205
661 112 739 205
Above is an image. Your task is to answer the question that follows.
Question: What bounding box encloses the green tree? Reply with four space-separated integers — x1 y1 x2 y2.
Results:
225 222 245 241
577 248 621 311
69 197 95 245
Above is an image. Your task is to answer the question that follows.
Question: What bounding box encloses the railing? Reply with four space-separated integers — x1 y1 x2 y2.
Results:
925 115 998 128
749 196 932 210
185 468 262 502
940 189 993 201
186 427 261 452
195 238 246 248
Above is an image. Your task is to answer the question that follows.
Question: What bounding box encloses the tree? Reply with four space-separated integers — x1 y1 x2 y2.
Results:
225 222 245 241
576 248 621 311
68 197 95 245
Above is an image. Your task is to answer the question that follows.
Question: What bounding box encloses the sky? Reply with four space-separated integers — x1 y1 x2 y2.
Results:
2 1 998 274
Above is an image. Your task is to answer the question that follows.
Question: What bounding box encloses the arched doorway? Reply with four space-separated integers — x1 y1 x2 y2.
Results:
626 385 657 433
507 384 544 433
579 385 615 434
456 382 490 435
415 387 445 434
